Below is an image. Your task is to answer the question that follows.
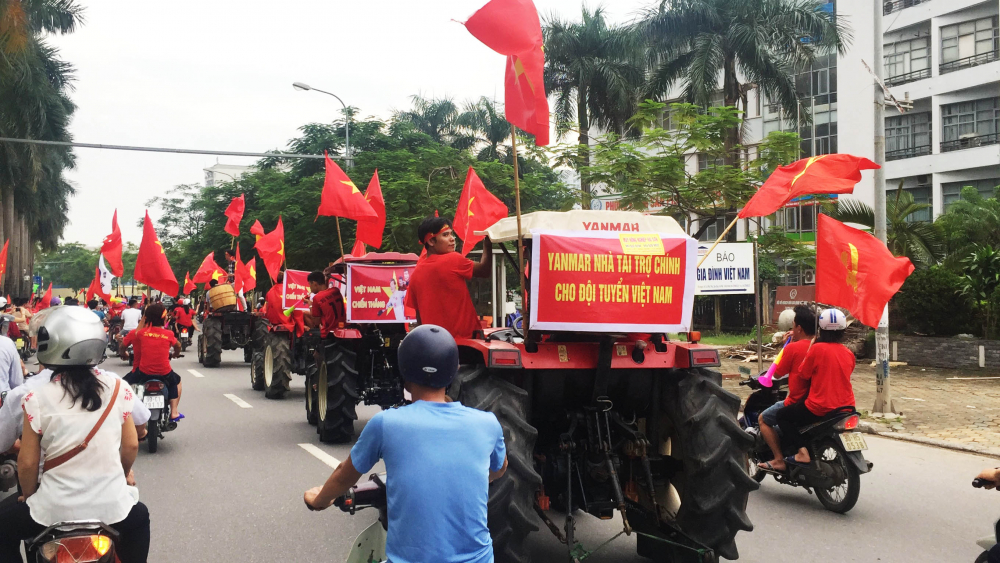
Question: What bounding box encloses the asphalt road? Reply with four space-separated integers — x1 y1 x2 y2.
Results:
23 350 1000 562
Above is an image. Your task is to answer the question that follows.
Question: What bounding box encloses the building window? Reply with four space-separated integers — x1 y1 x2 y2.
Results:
886 112 932 160
941 97 999 152
890 185 932 221
697 153 725 171
884 36 931 85
697 215 737 242
942 178 1000 208
940 17 999 73
794 53 838 158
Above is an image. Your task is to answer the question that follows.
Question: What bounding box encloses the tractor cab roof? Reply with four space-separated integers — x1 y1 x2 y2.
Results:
478 210 686 243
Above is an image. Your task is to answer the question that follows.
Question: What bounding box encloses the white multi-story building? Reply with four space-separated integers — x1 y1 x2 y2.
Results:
591 0 998 282
204 163 253 187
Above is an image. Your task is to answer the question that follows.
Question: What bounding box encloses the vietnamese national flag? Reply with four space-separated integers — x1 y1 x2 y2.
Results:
355 170 386 248
255 217 285 282
464 0 549 146
351 239 366 257
224 194 245 237
100 210 125 277
192 252 225 283
183 271 196 294
455 167 509 256
815 214 914 328
739 154 879 218
34 283 52 312
317 153 378 221
134 211 179 296
0 239 7 286
250 219 265 242
233 246 257 293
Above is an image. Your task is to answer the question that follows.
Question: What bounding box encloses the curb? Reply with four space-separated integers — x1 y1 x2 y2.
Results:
858 421 1000 459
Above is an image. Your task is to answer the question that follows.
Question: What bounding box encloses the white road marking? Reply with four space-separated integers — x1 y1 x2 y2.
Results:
223 394 253 408
948 376 1000 380
188 369 205 378
298 443 341 470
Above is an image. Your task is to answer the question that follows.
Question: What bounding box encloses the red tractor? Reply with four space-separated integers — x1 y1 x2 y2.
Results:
444 211 756 563
251 254 416 444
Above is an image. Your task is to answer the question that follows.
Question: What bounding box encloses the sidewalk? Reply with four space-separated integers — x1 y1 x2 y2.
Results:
720 360 1000 457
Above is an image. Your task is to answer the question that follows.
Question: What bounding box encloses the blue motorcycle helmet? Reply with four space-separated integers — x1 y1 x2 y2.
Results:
398 324 459 389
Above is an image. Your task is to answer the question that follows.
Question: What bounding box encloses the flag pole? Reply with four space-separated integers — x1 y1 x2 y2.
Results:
696 216 740 267
335 217 346 260
510 125 528 335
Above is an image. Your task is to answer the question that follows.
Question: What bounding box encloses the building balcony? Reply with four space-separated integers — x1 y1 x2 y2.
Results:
940 51 1000 75
886 145 932 161
882 0 928 14
884 68 931 87
940 133 999 152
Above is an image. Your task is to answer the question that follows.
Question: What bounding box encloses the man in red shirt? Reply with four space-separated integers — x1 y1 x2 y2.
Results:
404 216 492 339
775 308 856 468
756 305 816 472
123 303 184 422
303 271 345 338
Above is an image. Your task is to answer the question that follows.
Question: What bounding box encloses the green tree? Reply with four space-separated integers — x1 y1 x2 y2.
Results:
393 96 474 151
457 97 512 163
935 185 1000 266
36 243 98 291
828 182 944 267
544 6 646 196
640 0 850 162
0 0 82 297
959 245 1000 339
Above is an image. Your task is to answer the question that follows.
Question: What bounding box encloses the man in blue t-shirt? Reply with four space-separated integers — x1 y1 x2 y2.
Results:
303 325 508 563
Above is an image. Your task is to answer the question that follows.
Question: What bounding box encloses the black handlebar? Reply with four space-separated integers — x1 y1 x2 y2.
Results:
334 473 387 515
972 478 999 489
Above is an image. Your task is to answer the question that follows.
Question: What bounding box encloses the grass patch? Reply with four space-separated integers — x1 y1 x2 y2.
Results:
669 332 754 347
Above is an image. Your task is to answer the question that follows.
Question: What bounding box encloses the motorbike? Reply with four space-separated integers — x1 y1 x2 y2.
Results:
27 520 120 563
972 478 998 563
171 321 192 352
333 473 388 563
739 374 873 513
107 318 123 354
132 377 176 454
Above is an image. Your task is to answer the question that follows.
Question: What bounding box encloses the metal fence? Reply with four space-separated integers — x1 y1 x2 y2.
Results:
941 133 999 153
692 294 759 333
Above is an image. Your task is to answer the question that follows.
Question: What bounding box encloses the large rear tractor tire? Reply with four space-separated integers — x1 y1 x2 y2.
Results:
263 332 292 400
303 359 319 426
250 350 266 391
317 343 358 443
243 345 252 363
202 317 223 368
650 368 758 561
197 335 205 364
450 366 540 563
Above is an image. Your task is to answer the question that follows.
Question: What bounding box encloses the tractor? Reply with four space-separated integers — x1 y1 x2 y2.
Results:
251 253 417 443
196 283 257 367
441 211 756 563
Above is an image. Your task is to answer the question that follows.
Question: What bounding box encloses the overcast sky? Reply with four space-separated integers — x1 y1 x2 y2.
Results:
48 0 653 246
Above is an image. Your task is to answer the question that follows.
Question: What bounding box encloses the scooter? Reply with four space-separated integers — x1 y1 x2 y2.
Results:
171 321 192 352
972 478 998 563
27 520 120 563
739 374 874 513
334 473 388 563
131 377 176 454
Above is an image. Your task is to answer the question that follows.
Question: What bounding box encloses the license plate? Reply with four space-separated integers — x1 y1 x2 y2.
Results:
840 432 867 452
143 395 165 409
181 330 188 337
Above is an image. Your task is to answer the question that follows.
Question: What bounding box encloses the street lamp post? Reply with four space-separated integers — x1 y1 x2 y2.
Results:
292 82 351 168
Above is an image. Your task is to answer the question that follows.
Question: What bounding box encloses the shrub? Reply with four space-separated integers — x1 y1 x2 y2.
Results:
893 266 976 336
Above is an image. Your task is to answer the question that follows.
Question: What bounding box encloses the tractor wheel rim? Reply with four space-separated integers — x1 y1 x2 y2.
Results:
318 360 328 421
264 346 274 387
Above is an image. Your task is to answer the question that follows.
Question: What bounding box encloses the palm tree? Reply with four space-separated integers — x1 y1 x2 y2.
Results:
544 7 646 195
393 95 475 150
0 0 82 296
829 183 944 267
457 97 512 162
641 0 850 162
934 184 1000 264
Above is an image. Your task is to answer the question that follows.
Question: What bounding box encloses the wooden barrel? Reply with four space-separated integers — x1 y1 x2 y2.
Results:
208 284 237 312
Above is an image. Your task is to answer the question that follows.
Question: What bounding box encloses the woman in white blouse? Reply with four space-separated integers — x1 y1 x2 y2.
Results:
0 306 150 562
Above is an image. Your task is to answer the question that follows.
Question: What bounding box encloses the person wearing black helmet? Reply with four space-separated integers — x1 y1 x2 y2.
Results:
303 325 508 563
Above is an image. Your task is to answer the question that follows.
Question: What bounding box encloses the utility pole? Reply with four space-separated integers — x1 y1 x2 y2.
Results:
871 0 896 414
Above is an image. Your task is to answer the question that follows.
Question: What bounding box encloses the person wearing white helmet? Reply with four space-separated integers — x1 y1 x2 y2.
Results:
0 306 151 562
774 307 856 468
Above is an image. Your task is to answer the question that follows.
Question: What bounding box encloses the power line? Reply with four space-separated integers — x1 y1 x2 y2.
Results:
0 137 329 160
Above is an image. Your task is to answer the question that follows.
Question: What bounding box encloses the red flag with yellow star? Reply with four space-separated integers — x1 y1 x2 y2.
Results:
134 211 179 296
183 271 196 294
454 167 508 256
100 210 124 277
0 239 7 287
234 246 257 293
255 217 285 282
317 152 377 221
250 219 265 242
739 154 879 218
192 252 225 284
815 214 914 328
224 193 245 237
355 170 386 248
